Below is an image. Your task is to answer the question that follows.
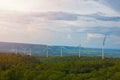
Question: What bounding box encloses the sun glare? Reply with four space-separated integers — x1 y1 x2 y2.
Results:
0 0 37 12
0 0 54 12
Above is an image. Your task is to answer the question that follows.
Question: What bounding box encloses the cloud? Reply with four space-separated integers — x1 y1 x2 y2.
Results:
99 0 120 13
0 0 119 16
87 33 104 38
67 34 72 39
84 12 120 21
0 0 120 49
0 10 120 48
35 12 78 21
28 12 120 21
0 11 120 36
86 33 104 43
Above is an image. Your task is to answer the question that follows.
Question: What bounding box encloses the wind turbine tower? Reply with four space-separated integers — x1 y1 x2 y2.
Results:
46 45 49 57
102 35 107 60
23 48 26 55
61 47 63 57
15 49 18 54
29 48 32 56
78 44 81 58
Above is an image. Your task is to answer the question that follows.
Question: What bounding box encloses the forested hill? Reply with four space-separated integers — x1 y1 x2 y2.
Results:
0 53 120 80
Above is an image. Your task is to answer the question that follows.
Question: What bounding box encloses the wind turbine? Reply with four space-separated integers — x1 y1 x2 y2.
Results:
60 47 63 57
102 35 107 60
11 48 15 53
28 48 32 56
12 48 18 54
60 46 66 57
78 33 82 57
15 48 18 54
23 48 26 55
78 44 81 58
46 45 50 57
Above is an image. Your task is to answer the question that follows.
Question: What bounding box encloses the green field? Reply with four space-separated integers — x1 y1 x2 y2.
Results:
0 53 120 80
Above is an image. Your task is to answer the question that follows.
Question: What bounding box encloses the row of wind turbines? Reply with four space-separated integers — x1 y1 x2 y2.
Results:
43 45 81 58
11 48 32 56
45 34 107 60
11 34 107 60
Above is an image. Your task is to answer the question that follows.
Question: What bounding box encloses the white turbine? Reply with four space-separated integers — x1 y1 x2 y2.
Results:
11 48 15 53
61 47 63 57
23 48 26 55
102 35 107 60
29 48 32 56
46 45 52 57
60 46 66 57
15 48 18 54
78 44 81 58
46 45 49 57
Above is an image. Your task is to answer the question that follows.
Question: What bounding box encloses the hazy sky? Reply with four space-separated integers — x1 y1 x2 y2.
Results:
0 0 120 49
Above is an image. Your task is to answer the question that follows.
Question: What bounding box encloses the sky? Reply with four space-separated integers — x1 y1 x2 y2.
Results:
0 0 120 49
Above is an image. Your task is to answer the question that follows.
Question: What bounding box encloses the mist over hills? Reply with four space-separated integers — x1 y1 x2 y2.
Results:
0 42 46 55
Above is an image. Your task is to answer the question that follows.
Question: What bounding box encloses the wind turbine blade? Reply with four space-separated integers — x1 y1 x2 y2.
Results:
103 35 107 46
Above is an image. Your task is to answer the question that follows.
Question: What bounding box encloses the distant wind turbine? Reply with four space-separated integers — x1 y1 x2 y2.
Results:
12 48 18 54
28 48 32 56
78 33 82 57
15 49 18 54
102 35 107 60
46 45 48 57
23 48 26 55
78 44 81 58
61 47 63 57
46 45 51 57
11 48 15 53
60 46 66 57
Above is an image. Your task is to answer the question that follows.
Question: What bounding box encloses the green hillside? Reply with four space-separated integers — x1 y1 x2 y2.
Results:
0 53 120 80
